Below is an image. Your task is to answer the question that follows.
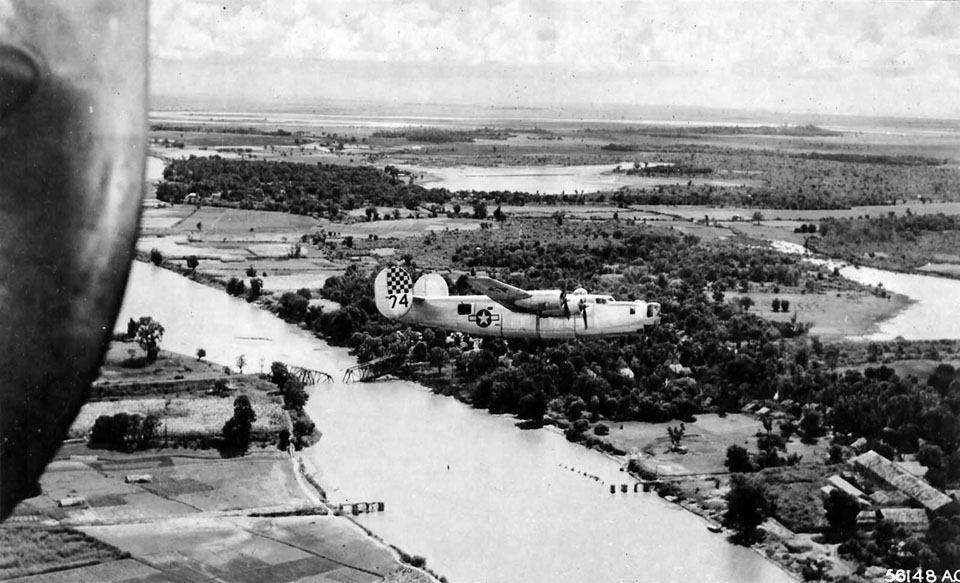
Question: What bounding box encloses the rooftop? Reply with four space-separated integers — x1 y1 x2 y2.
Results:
853 450 953 513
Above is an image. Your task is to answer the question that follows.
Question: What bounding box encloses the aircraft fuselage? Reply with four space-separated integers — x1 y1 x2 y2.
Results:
399 294 659 339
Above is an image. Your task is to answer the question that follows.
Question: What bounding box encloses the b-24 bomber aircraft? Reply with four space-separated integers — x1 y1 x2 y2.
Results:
374 266 660 340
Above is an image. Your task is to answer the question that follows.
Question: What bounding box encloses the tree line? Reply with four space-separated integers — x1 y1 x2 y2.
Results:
155 156 446 216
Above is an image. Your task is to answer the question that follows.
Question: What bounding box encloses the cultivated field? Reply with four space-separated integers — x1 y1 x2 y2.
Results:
68 394 286 440
0 526 128 580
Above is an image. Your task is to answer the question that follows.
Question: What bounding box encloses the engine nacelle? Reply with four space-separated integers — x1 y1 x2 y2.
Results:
513 289 564 313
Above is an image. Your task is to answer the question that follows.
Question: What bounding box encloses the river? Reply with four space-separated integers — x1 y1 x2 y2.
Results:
115 259 960 582
772 240 960 341
116 262 797 583
404 163 756 195
835 265 960 340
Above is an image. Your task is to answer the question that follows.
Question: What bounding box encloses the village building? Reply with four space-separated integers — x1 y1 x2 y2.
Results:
853 450 955 514
869 489 912 507
877 508 930 533
823 475 871 506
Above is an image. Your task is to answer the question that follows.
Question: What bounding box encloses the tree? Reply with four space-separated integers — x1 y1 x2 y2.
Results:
186 255 199 271
270 361 291 388
247 278 263 301
292 415 316 450
824 489 860 540
771 298 781 312
90 412 159 451
246 265 258 277
222 395 256 453
125 317 140 339
140 414 160 448
667 423 686 451
828 444 845 465
724 474 773 543
150 247 163 265
726 445 754 473
780 299 790 312
135 317 165 362
779 420 797 441
196 348 206 361
752 211 764 225
211 379 230 396
473 201 488 219
428 346 448 375
236 354 247 373
800 410 822 444
738 296 755 311
226 277 246 297
283 377 309 410
278 291 309 321
411 341 428 362
712 287 725 303
493 205 505 222
517 391 547 421
918 444 944 469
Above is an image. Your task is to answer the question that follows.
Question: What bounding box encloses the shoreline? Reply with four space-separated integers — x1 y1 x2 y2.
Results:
540 422 810 581
129 243 905 583
8 341 437 583
294 453 445 583
132 153 943 581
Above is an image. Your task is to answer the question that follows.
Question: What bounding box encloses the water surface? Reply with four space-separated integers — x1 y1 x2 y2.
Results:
116 263 795 583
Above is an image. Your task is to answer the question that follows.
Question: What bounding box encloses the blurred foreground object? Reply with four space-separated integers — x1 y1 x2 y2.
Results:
0 0 146 518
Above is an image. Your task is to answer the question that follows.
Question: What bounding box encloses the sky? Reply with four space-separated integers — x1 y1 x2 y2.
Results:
150 0 960 118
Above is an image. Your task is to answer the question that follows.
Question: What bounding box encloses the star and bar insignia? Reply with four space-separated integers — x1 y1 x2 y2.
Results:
468 308 500 328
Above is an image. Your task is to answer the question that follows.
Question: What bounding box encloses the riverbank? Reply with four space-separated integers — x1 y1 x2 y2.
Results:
129 152 960 583
2 343 436 583
539 412 851 582
113 256 960 582
123 215 910 583
593 415 843 581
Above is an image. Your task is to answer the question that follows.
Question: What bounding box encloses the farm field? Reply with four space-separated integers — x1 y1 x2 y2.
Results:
68 394 286 440
6 448 416 582
130 107 960 583
82 514 398 583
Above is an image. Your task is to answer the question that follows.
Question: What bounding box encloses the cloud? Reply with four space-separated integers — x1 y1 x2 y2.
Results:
149 0 960 116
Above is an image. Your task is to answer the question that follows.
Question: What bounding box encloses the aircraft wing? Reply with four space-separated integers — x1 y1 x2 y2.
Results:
468 277 531 308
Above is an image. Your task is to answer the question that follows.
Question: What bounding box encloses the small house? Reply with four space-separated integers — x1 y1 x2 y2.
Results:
877 508 929 533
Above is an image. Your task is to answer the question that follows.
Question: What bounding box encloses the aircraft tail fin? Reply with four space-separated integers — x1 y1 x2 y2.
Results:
374 266 413 319
413 273 448 298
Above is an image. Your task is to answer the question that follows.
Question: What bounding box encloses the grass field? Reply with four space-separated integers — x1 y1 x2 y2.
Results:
605 413 830 476
140 456 306 511
0 526 128 580
727 289 913 339
68 394 286 440
81 514 400 583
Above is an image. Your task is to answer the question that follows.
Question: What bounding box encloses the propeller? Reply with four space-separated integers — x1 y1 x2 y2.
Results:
579 298 588 329
561 288 570 318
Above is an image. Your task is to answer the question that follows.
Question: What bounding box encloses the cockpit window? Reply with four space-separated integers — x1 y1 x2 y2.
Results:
457 303 472 315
